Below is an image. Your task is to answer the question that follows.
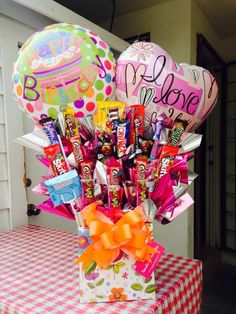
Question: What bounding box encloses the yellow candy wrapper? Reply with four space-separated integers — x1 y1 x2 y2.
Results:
94 101 125 133
62 106 79 139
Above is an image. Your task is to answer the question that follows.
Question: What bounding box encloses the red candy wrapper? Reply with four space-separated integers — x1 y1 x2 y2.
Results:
136 156 148 181
70 136 84 167
157 145 179 179
81 161 93 180
44 143 69 176
108 185 123 210
81 179 94 207
115 120 130 158
124 181 136 207
129 105 145 150
107 158 121 186
80 161 94 206
106 158 122 209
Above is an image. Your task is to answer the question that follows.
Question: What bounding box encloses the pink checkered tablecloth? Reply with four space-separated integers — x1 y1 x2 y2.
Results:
0 225 202 314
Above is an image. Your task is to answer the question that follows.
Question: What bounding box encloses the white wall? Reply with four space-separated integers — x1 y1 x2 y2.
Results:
0 3 54 231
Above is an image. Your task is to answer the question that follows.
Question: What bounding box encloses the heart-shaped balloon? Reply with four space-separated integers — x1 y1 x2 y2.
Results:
116 42 218 133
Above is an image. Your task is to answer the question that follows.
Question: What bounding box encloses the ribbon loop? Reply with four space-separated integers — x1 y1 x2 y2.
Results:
75 202 157 270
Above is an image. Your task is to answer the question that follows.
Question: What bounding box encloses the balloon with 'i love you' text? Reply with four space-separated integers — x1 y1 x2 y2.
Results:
116 41 218 135
13 23 116 122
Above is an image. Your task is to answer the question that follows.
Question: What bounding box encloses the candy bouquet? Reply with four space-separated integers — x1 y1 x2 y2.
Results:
21 102 200 303
13 24 218 304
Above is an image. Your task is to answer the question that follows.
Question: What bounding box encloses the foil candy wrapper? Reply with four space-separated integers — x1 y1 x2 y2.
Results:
79 115 95 140
161 193 194 223
188 170 198 185
173 184 188 200
179 132 202 153
141 198 158 223
94 160 107 185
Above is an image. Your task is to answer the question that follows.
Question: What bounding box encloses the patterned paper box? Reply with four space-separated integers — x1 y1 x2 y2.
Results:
78 254 156 303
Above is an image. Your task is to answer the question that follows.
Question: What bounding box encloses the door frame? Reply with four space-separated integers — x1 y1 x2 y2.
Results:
194 33 227 259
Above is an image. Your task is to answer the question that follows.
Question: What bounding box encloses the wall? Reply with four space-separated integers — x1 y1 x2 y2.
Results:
109 0 193 257
225 62 236 250
190 0 236 63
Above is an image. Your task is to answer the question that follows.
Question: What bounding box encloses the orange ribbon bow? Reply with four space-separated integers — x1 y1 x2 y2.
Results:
75 201 157 270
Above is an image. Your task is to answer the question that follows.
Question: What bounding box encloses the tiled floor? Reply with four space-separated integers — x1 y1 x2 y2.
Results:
202 264 236 314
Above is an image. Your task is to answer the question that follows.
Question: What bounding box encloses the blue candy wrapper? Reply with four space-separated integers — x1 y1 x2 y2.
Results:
45 170 82 207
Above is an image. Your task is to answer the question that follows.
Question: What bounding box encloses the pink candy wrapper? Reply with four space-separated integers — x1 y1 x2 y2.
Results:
36 198 75 220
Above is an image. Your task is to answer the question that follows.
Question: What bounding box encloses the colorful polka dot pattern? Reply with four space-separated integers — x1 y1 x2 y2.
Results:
13 23 116 121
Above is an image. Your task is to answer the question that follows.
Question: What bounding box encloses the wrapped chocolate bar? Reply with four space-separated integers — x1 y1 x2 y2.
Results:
150 116 163 160
169 119 188 146
129 104 144 151
80 160 95 207
136 156 148 205
94 101 125 133
115 120 130 158
61 106 79 139
39 117 60 145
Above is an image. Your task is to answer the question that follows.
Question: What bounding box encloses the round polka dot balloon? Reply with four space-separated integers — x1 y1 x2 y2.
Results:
12 23 116 122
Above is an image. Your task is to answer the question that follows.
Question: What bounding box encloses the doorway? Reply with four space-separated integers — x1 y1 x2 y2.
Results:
194 34 226 265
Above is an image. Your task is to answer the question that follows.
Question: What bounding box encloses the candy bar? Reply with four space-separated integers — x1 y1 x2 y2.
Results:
169 119 187 146
80 161 94 206
94 101 125 133
70 136 84 166
81 161 93 181
150 117 163 160
157 145 179 179
108 185 122 210
136 156 148 181
61 106 79 139
81 179 95 207
136 156 148 205
107 158 121 186
44 143 69 176
129 105 145 150
39 117 59 145
115 120 130 158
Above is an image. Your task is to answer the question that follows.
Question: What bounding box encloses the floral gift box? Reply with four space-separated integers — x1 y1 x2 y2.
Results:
75 202 165 303
78 253 156 303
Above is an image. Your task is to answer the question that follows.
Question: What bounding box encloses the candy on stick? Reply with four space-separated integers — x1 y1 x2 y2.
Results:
129 105 145 150
44 143 69 176
107 158 122 209
44 170 84 228
61 106 79 139
150 117 163 160
39 117 59 145
70 135 84 167
157 145 179 179
80 160 95 207
115 120 130 158
169 119 187 146
94 101 125 133
124 181 136 207
108 185 123 210
136 156 148 205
